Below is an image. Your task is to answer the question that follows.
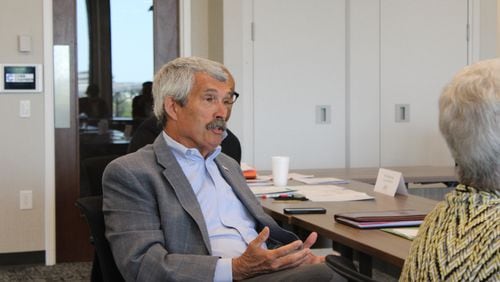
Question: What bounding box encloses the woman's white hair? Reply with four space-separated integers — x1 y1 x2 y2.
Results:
152 57 228 126
439 58 500 192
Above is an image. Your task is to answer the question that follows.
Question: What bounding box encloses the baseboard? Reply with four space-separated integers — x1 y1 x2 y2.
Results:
0 251 45 265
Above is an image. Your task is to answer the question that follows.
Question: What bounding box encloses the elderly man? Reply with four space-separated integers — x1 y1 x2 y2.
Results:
102 57 342 281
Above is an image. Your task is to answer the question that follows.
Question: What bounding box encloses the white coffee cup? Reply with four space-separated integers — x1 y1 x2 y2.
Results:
272 156 290 187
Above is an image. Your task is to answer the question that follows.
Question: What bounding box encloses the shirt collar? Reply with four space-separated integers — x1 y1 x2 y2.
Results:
162 131 222 161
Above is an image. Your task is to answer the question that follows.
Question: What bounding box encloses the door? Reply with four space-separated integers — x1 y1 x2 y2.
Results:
53 0 179 262
379 0 468 166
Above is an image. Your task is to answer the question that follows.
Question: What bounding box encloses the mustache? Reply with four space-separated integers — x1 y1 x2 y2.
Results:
206 118 227 131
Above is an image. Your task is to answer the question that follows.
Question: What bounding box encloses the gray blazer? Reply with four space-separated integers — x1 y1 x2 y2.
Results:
102 135 299 282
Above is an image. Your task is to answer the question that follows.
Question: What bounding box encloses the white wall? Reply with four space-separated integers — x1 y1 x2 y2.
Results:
189 0 224 62
190 0 209 58
498 0 500 56
479 0 499 59
251 0 347 169
0 0 46 254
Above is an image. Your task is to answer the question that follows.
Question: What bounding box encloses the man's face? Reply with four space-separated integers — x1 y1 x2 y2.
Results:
164 72 234 157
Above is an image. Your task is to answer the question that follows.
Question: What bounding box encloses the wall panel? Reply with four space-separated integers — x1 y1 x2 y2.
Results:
253 0 346 170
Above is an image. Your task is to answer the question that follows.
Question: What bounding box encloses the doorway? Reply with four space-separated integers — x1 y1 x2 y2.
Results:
53 0 179 262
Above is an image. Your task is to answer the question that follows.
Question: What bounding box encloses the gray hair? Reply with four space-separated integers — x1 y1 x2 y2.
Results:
152 57 228 126
439 58 500 193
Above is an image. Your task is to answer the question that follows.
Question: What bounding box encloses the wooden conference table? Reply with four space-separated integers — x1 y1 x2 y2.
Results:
259 179 439 276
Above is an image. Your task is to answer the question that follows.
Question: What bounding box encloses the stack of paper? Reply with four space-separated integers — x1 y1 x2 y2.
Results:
246 175 272 187
289 173 349 185
249 186 297 197
381 227 419 240
293 185 373 202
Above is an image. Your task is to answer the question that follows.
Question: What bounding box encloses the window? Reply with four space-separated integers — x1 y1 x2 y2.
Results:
110 0 153 118
77 0 153 118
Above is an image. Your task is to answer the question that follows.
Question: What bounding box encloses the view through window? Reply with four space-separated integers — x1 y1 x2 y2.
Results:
77 0 153 118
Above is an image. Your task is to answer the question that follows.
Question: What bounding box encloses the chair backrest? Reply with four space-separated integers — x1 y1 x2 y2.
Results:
325 255 377 282
76 196 124 282
80 155 119 197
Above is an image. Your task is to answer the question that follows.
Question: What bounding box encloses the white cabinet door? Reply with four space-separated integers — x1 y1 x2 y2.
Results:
246 0 468 169
380 0 468 166
253 0 346 169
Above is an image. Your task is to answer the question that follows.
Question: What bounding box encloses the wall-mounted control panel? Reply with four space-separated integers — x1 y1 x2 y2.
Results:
0 64 43 93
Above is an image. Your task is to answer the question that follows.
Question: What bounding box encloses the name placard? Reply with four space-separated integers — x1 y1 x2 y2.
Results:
374 168 408 197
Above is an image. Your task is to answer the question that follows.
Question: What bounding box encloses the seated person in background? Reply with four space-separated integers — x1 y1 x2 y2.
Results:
132 81 154 121
127 85 242 164
79 84 109 120
103 57 342 281
400 58 500 281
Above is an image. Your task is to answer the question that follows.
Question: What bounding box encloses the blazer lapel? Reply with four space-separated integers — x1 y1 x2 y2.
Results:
152 135 212 254
215 157 265 222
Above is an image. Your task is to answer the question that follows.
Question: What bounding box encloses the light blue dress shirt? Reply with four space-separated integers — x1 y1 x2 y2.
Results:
162 132 262 281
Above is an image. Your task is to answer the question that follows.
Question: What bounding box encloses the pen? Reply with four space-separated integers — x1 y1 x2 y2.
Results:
260 192 294 199
272 194 308 201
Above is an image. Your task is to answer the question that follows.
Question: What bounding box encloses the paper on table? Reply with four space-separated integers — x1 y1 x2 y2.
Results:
258 173 313 181
293 185 373 202
249 185 297 196
293 176 349 185
247 180 273 187
246 175 273 186
253 175 272 181
286 173 349 184
288 173 315 179
382 227 419 240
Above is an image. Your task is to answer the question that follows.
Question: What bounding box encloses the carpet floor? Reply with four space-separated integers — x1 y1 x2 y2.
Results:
0 262 91 282
0 259 398 281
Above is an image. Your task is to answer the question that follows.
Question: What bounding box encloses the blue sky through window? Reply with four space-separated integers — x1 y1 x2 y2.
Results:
77 0 153 84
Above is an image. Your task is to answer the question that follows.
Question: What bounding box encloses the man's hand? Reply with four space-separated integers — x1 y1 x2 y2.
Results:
232 227 312 280
302 231 326 264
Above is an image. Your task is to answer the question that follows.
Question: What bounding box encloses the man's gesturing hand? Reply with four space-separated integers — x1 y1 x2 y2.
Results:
232 227 312 280
302 231 326 264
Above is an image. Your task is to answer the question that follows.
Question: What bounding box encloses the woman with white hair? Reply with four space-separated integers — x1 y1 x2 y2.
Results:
400 59 499 281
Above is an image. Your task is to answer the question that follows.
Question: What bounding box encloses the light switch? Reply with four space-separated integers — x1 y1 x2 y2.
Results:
20 190 33 210
20 100 31 118
18 35 32 53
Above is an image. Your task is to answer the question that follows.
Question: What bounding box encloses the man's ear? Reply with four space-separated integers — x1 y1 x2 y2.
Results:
164 96 179 121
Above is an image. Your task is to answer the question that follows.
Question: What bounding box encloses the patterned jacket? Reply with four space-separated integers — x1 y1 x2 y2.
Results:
400 184 499 281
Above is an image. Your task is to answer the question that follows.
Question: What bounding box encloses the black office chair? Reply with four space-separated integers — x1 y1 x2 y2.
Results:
76 196 124 282
326 255 377 282
80 155 119 197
